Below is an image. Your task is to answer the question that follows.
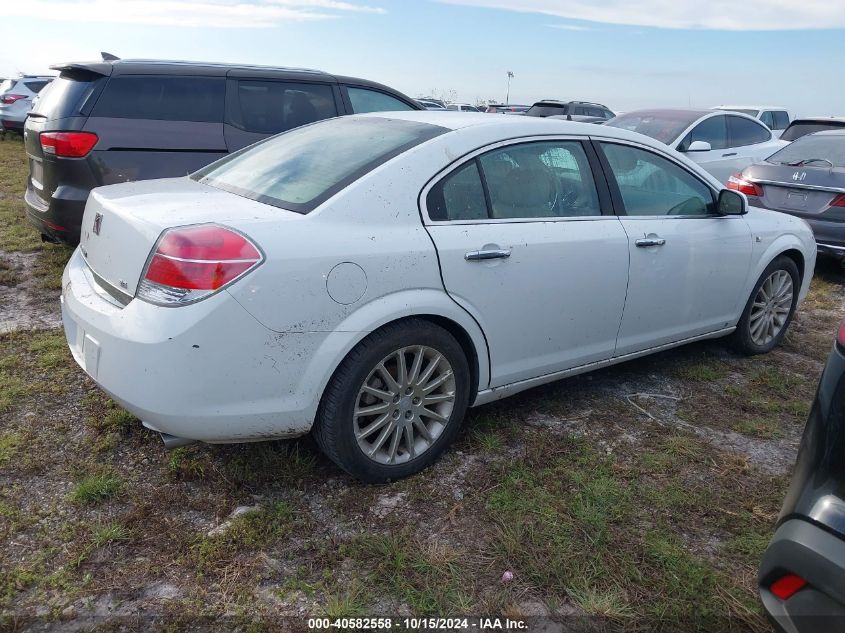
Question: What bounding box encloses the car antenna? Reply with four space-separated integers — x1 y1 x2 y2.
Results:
101 52 120 61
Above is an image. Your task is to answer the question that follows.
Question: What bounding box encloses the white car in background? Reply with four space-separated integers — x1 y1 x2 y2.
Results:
606 108 787 184
0 75 53 132
713 105 791 139
62 112 814 482
445 103 481 112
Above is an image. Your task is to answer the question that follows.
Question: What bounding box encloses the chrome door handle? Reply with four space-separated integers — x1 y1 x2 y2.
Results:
465 249 511 261
635 237 666 247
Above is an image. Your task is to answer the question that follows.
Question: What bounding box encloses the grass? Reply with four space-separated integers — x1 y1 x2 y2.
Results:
70 472 123 504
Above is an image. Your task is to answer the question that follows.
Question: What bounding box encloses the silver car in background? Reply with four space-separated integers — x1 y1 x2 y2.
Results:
0 75 54 132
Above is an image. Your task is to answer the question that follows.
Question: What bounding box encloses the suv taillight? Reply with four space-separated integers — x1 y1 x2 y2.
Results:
137 224 263 306
1 94 27 105
727 173 764 197
40 132 98 158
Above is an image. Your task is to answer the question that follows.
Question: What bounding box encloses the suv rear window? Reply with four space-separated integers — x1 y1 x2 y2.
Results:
526 103 567 117
29 69 103 120
195 117 446 214
91 76 225 122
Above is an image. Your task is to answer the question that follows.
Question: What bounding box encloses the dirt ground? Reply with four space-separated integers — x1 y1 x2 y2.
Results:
1 136 844 632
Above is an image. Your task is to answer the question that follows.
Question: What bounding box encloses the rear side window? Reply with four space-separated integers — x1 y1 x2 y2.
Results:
526 104 567 117
195 117 445 214
30 69 103 120
772 111 790 130
230 80 337 134
428 162 487 221
347 87 414 113
727 115 771 146
92 76 225 122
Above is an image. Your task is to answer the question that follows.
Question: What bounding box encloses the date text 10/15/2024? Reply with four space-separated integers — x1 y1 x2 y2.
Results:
307 618 528 630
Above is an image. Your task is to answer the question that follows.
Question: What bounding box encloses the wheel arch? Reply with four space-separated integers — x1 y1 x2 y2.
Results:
740 235 814 321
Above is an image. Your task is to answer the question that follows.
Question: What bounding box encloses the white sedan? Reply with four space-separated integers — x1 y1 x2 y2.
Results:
62 112 815 482
605 108 787 184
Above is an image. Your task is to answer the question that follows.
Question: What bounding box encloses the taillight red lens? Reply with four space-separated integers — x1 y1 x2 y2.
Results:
40 132 98 158
769 573 807 600
138 225 262 305
830 194 845 207
837 319 845 350
727 173 764 197
1 94 27 105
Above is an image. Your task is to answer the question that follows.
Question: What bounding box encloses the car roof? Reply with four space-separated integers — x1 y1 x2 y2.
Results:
356 110 670 146
714 105 786 111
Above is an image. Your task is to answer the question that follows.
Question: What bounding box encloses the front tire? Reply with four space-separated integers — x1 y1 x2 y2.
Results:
313 319 471 483
732 256 800 355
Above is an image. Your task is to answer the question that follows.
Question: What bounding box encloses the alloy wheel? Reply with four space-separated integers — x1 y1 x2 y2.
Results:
749 270 793 346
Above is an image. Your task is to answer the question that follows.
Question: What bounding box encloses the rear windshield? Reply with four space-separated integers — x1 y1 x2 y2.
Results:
526 104 567 117
781 121 845 142
766 134 845 168
605 110 706 145
194 117 446 214
30 70 103 120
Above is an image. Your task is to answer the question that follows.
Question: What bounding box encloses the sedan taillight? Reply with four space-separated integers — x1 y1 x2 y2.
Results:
1 94 27 105
137 224 263 306
830 194 845 207
727 173 764 197
40 132 98 158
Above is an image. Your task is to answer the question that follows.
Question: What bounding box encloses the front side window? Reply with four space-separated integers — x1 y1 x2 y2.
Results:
347 87 414 114
773 111 790 130
92 76 225 122
679 115 728 151
727 115 771 146
231 80 337 134
196 117 445 214
600 143 715 217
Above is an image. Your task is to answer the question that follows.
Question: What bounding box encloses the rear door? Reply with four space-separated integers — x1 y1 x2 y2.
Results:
677 114 734 183
223 75 341 151
423 137 630 388
596 140 752 355
84 73 228 182
725 114 781 173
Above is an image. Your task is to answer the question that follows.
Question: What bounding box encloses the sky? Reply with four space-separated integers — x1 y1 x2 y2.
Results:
3 0 843 116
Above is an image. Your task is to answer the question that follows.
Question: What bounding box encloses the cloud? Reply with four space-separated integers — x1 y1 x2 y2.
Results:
545 23 592 31
439 0 845 30
6 0 385 29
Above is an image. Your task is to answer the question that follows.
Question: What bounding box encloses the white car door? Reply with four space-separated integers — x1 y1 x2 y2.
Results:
423 138 630 388
676 113 736 183
724 114 786 173
596 140 752 355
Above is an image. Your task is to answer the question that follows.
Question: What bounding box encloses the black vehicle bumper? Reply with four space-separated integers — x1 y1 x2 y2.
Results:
24 182 86 245
759 519 845 633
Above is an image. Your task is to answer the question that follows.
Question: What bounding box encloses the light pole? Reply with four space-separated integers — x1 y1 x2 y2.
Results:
506 71 514 104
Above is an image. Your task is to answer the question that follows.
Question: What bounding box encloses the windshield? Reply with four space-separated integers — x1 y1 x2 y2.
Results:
766 134 845 168
194 117 446 214
526 104 567 117
605 110 706 145
781 121 845 142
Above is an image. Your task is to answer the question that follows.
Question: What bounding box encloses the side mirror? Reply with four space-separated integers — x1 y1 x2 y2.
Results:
718 189 747 215
686 140 712 152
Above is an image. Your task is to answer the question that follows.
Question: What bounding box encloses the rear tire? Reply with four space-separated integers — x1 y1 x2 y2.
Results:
313 318 471 483
732 256 800 355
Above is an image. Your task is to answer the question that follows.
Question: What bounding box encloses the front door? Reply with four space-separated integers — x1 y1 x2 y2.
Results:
597 141 753 356
423 139 630 388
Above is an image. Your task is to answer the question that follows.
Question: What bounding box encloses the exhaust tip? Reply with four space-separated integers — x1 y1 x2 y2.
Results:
159 432 198 450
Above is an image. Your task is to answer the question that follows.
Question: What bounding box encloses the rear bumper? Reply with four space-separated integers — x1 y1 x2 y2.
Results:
60 247 345 443
24 181 86 244
759 519 845 633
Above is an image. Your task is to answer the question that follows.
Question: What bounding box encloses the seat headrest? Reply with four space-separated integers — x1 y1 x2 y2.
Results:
494 167 551 208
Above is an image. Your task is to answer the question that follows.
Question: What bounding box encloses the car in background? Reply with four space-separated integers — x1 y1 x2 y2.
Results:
418 99 446 110
728 130 845 262
61 112 814 482
714 105 790 139
24 58 422 245
606 108 786 183
0 75 54 132
485 104 529 114
759 319 845 631
445 103 481 112
781 117 845 142
526 100 614 123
